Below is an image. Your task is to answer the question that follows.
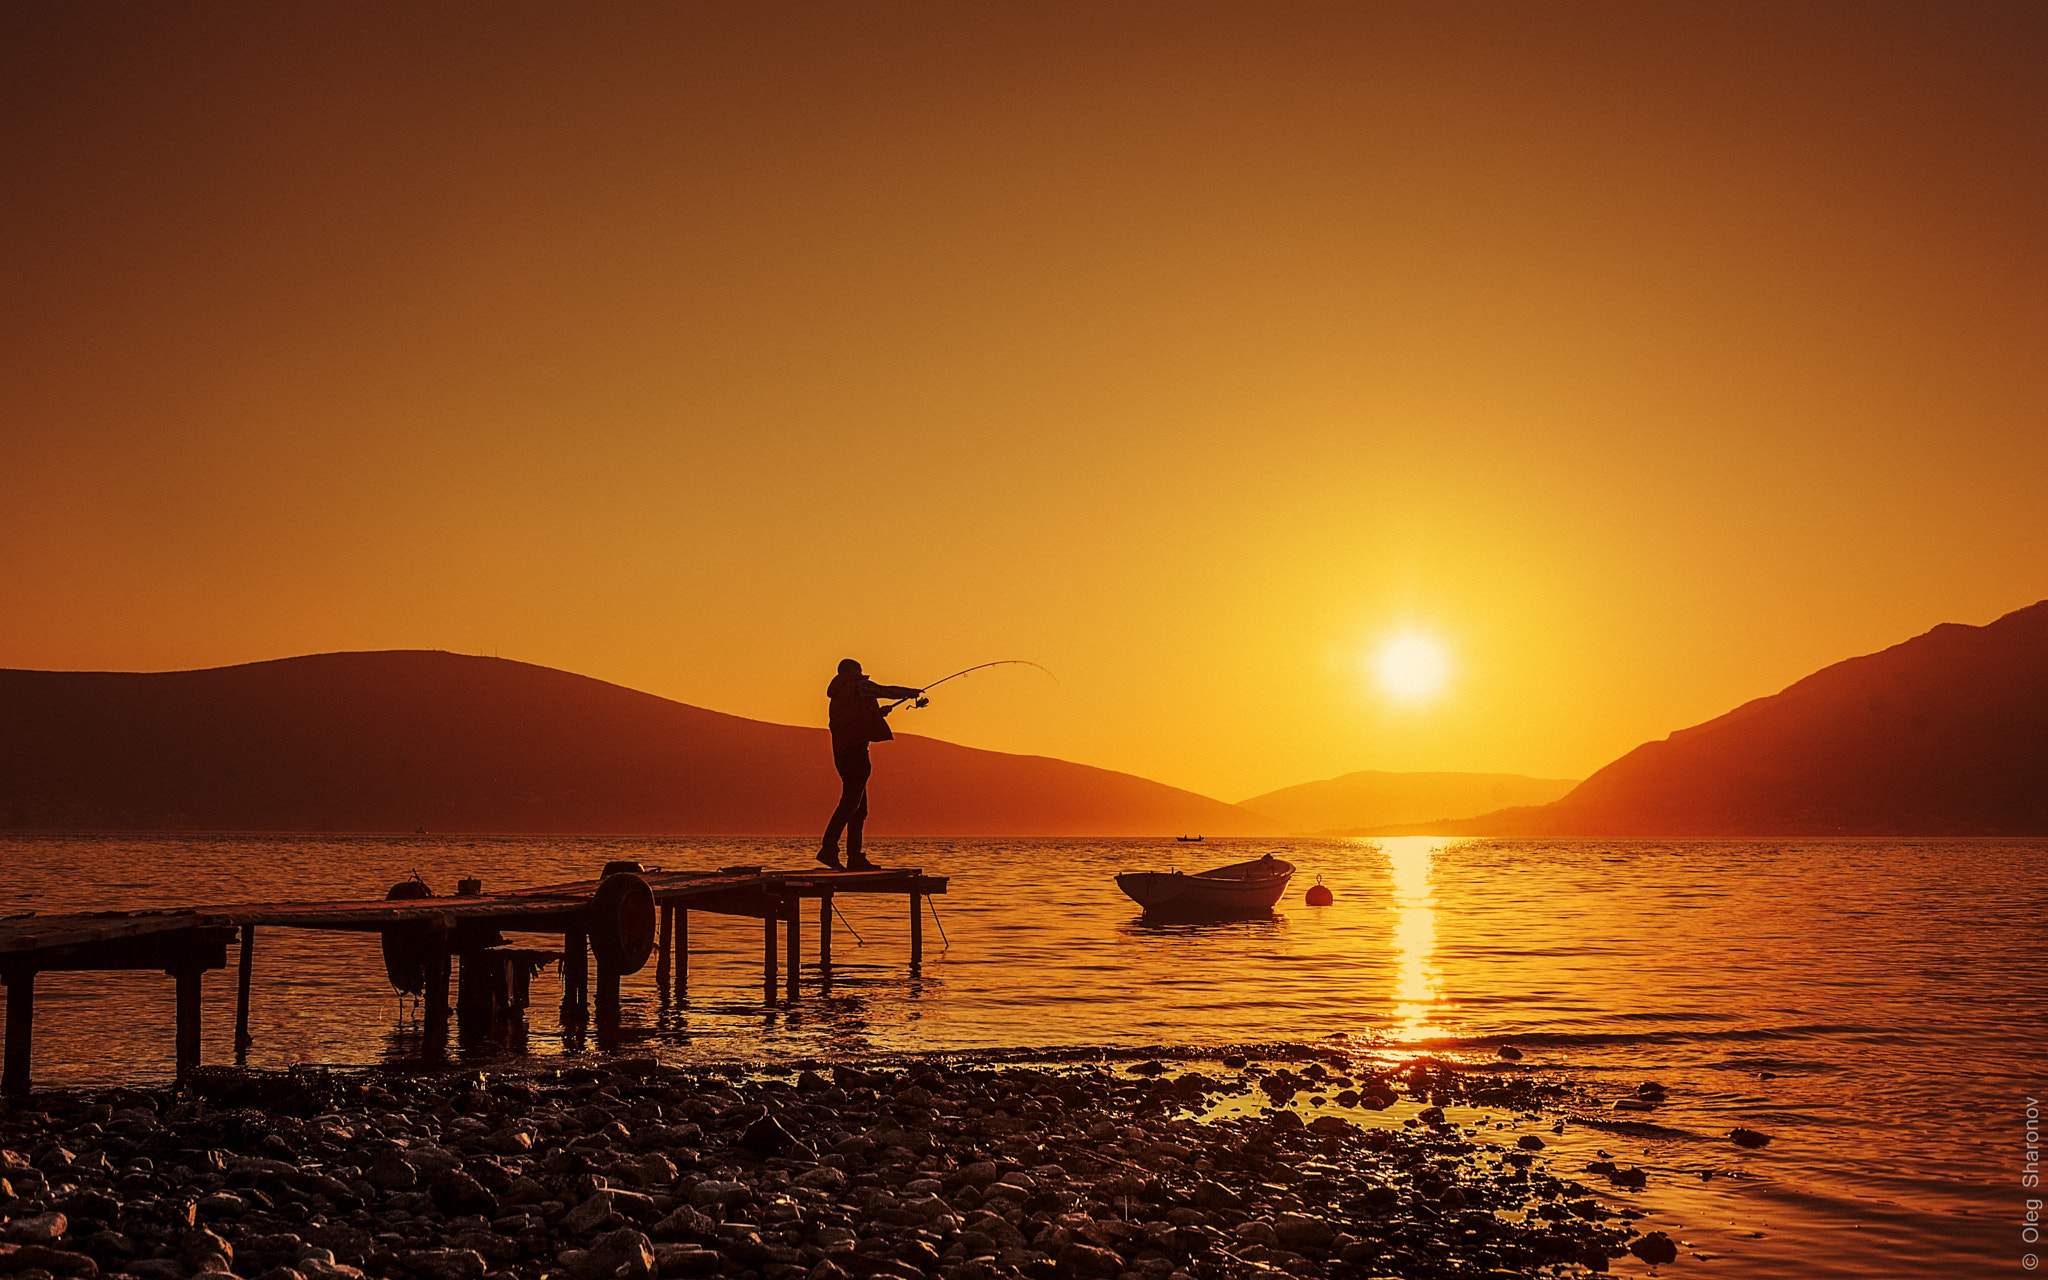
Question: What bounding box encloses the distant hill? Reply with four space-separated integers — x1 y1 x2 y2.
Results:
1402 600 2048 837
1238 770 1579 834
0 651 1272 836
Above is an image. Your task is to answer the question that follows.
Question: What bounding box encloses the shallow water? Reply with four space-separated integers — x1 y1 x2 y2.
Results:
2 834 2040 1277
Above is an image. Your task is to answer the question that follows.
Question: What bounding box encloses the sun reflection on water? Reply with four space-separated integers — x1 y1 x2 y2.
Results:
1381 836 1448 1039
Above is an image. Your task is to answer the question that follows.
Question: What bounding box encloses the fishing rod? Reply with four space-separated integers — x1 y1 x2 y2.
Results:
887 659 1057 712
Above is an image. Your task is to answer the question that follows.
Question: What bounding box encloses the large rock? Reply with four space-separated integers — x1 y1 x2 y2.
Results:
404 1146 463 1176
398 1250 484 1280
647 1205 718 1243
9 1244 100 1277
571 1229 652 1280
792 1166 847 1193
1272 1213 1335 1250
231 1236 304 1274
302 1227 371 1267
178 1230 233 1273
1056 1242 1122 1277
427 1171 496 1218
650 1245 719 1276
560 1192 623 1236
365 1153 418 1193
686 1182 751 1212
8 1214 71 1245
740 1115 796 1156
444 1232 515 1267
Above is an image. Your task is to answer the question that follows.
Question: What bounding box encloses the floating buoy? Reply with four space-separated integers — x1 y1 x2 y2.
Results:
1305 880 1334 907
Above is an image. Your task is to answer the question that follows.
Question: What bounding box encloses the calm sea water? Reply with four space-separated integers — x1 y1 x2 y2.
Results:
2 834 2040 1278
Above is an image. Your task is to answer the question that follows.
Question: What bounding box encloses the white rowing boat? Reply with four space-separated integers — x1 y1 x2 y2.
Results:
1115 854 1296 915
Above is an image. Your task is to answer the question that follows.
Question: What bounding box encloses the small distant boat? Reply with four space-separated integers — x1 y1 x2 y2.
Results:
1176 835 1203 842
1116 854 1296 915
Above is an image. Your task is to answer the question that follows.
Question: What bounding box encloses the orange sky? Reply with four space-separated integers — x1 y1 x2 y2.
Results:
4 2 2044 801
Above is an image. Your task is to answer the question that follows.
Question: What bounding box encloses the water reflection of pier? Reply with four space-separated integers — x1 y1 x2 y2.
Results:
0 863 946 1094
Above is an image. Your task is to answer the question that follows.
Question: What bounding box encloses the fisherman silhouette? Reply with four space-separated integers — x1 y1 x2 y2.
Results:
820 658 924 870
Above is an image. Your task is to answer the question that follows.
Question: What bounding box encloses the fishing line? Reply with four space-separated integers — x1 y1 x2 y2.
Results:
833 900 866 946
925 896 951 952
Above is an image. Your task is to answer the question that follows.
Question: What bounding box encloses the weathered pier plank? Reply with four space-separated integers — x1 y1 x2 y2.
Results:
0 862 946 1094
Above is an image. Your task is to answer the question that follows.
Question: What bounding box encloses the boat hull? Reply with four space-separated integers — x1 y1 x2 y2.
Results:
1116 857 1295 915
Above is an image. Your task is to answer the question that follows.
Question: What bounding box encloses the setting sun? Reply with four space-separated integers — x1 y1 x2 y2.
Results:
1374 632 1452 703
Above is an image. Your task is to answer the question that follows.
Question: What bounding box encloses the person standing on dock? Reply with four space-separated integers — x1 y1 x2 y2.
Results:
820 658 923 870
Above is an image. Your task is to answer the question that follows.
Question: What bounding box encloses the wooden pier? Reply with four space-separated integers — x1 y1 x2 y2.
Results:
0 863 946 1096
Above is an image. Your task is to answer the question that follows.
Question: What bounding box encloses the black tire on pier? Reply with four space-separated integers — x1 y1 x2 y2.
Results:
589 872 657 975
381 879 434 995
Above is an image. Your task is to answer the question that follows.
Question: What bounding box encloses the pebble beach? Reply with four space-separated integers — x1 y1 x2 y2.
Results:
0 1046 1683 1280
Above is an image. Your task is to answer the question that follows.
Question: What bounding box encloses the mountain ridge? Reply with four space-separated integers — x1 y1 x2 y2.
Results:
1238 769 1580 834
0 650 1273 836
1386 600 2048 837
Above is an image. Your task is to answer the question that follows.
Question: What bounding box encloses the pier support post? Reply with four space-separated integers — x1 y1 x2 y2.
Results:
655 906 674 997
818 893 833 969
909 892 923 969
595 956 621 1034
173 965 203 1079
785 899 800 1001
421 930 451 1053
2 969 32 1097
684 909 700 999
234 927 255 1057
457 950 509 1024
763 915 777 1002
562 927 589 1022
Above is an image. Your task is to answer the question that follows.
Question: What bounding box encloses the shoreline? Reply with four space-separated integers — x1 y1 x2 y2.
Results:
0 1045 1674 1280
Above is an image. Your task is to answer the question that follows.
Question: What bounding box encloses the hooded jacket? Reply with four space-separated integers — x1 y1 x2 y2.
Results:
827 672 922 746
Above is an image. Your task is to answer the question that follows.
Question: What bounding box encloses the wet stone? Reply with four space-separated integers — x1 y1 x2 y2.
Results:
399 1248 485 1280
739 1115 796 1156
649 1244 718 1276
1272 1212 1335 1250
558 1193 620 1236
427 1172 495 1219
687 1181 751 1211
9 1214 71 1244
366 1155 418 1193
571 1228 651 1280
10 1245 100 1277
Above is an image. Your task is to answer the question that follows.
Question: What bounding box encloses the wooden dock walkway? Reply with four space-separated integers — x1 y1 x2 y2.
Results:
0 863 947 1096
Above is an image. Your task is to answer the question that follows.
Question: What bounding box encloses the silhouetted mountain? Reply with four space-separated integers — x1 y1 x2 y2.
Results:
1404 601 2048 837
1238 770 1578 834
0 651 1272 835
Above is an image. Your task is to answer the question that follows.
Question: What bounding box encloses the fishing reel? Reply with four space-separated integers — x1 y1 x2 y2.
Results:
910 696 930 709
